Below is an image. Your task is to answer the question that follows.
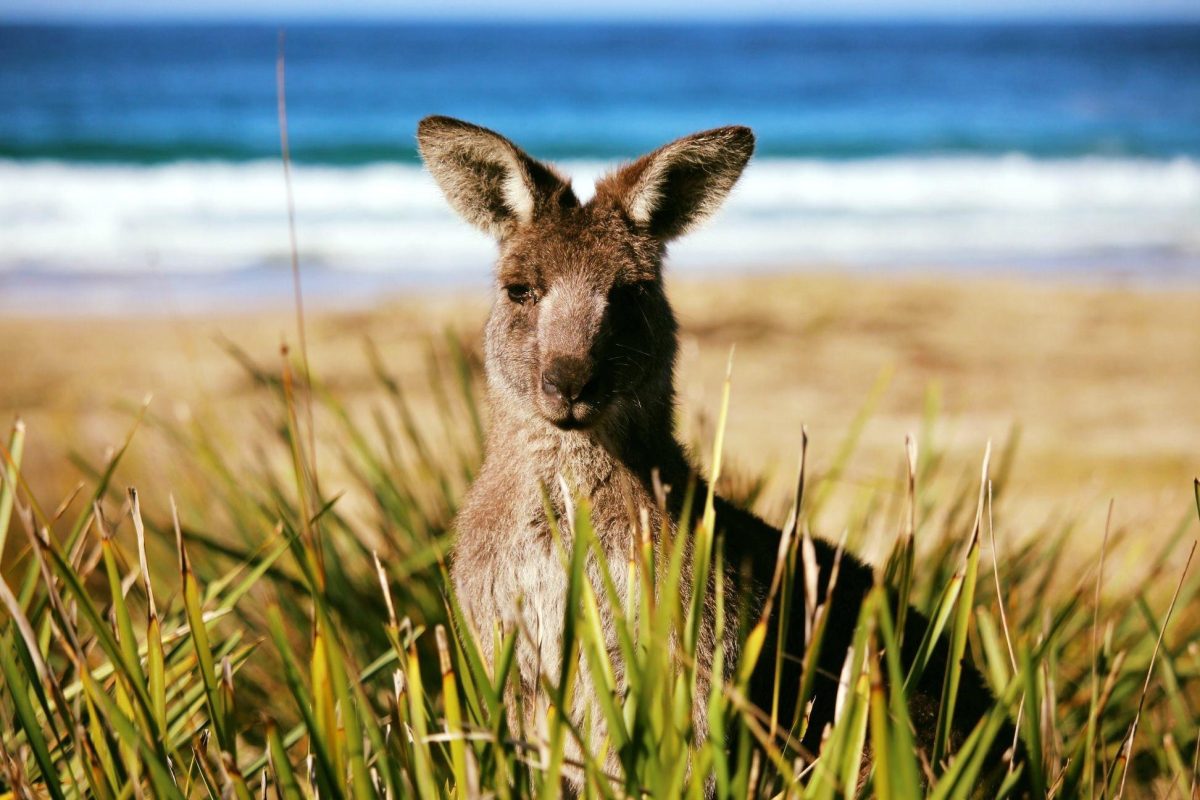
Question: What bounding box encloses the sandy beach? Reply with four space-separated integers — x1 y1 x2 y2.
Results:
3 269 1196 555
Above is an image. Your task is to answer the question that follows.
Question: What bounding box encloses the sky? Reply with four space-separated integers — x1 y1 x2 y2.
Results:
4 0 1199 21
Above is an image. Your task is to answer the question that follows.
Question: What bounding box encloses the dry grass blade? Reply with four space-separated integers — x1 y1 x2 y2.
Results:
932 439 990 770
986 480 1024 774
128 487 157 619
373 550 399 630
761 426 807 736
1115 539 1197 800
0 417 25 561
276 31 318 496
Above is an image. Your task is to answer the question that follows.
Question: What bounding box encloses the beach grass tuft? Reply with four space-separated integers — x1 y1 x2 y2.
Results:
0 340 1197 798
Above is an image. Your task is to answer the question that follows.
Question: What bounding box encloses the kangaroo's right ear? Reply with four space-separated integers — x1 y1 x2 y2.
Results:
596 126 754 242
417 116 575 239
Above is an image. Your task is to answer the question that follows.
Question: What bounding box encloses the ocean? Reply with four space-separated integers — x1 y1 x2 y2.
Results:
1 21 1198 306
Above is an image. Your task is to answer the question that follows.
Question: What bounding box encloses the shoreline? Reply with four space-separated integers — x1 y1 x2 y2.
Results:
2 258 1198 318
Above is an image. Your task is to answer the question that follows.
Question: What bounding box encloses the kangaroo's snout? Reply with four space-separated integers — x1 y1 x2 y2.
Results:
537 351 605 428
541 356 594 403
530 277 611 427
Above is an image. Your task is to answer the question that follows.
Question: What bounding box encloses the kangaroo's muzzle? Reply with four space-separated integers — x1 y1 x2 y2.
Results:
537 354 607 429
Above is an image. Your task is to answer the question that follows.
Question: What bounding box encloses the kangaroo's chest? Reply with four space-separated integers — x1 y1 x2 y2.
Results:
493 514 572 680
453 465 650 690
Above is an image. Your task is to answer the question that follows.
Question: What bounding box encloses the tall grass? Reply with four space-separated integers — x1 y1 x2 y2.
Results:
0 338 1197 798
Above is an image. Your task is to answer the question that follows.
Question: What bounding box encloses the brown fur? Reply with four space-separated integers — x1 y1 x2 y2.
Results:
417 116 1016 792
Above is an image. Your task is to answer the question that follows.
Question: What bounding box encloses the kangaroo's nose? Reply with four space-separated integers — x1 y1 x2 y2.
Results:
541 357 593 403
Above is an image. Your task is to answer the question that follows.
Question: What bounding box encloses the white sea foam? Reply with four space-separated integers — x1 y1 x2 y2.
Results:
2 156 1198 277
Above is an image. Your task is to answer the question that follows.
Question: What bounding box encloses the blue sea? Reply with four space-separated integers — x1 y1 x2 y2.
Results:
1 21 1198 307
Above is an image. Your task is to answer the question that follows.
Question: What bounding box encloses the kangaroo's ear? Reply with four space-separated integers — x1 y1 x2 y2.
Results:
417 116 575 239
598 126 754 242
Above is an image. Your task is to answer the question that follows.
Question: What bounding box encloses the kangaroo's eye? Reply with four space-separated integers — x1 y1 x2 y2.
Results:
506 284 536 305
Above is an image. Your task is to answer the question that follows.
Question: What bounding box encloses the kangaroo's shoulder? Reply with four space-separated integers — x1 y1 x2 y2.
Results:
711 493 874 595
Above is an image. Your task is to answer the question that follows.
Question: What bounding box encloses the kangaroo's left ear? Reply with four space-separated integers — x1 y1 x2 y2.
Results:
596 126 754 242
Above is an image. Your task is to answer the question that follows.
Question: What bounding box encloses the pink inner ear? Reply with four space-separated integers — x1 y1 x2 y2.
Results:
500 158 536 223
590 153 656 220
589 127 754 242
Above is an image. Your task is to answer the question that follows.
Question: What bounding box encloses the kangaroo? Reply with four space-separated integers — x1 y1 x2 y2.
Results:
417 116 1016 792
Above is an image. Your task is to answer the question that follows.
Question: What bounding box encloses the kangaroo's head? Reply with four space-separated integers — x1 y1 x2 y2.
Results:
418 116 754 433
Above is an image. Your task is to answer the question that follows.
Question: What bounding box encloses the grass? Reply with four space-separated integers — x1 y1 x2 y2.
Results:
0 330 1197 799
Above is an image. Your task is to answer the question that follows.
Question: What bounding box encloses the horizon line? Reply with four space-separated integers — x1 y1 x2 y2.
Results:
4 11 1200 24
